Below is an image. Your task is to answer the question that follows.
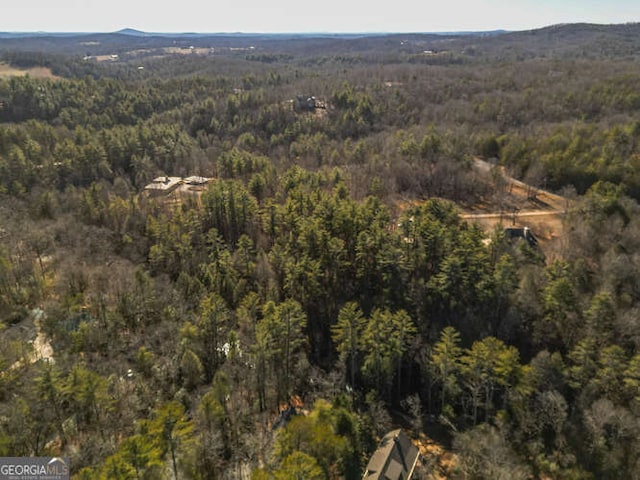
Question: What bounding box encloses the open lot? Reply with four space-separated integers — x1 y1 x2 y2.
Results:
461 159 570 257
0 62 59 79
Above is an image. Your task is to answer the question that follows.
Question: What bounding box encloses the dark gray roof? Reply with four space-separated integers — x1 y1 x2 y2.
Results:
363 429 420 480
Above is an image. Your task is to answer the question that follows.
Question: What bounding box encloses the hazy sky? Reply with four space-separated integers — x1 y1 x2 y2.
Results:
2 0 639 33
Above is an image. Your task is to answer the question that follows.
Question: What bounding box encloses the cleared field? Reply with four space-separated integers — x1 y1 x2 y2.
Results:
94 46 213 62
0 62 59 79
461 159 570 258
163 46 213 55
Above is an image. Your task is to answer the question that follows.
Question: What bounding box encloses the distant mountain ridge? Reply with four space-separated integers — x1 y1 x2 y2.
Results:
0 22 638 39
0 22 639 60
115 28 148 37
0 27 510 39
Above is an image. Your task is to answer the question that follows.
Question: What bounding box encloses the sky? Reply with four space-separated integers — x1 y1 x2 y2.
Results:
1 0 639 33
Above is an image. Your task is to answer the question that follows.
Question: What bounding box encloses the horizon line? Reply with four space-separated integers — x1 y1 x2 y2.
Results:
1 21 638 36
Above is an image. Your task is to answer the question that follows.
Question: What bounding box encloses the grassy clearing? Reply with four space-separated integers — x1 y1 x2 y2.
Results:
0 62 59 79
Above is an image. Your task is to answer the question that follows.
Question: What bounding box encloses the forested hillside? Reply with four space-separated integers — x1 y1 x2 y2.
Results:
2 24 640 479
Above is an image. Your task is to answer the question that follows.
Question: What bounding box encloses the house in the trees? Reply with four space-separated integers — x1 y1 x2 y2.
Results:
293 95 318 112
183 176 211 186
144 176 183 197
144 175 213 198
182 176 213 192
293 94 328 112
362 429 420 480
504 226 538 248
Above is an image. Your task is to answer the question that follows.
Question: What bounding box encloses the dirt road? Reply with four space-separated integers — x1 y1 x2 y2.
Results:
3 309 54 375
463 158 569 255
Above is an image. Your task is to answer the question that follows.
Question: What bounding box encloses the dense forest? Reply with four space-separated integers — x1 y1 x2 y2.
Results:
2 23 640 479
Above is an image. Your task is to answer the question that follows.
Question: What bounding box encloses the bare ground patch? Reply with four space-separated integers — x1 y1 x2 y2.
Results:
0 63 59 79
396 158 570 258
460 160 570 257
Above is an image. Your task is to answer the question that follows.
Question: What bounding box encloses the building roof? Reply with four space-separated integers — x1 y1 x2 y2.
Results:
144 176 182 192
504 226 538 248
363 429 420 480
294 94 317 111
183 176 212 185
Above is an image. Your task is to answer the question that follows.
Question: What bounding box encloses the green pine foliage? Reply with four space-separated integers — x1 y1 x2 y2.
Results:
2 36 640 478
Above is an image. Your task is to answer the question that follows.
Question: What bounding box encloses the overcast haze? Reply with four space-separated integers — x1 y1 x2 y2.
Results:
2 0 639 33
